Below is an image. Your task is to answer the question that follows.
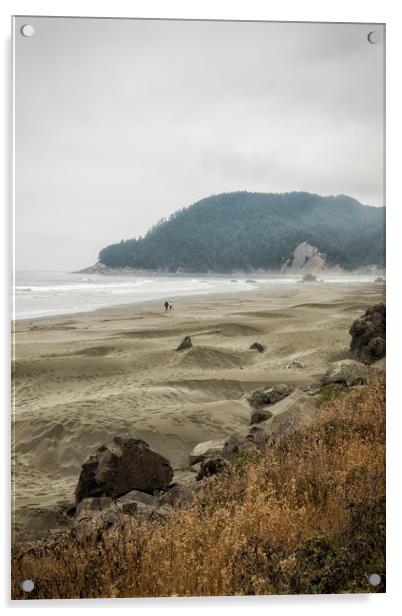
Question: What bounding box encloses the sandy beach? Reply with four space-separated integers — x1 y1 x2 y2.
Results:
12 280 384 533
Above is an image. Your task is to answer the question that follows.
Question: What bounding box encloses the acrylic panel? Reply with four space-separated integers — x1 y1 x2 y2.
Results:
12 16 385 599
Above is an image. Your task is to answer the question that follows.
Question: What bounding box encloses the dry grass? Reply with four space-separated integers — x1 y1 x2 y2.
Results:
12 375 385 599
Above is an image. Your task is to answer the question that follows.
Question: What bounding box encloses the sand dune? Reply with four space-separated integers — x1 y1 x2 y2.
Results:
12 281 384 533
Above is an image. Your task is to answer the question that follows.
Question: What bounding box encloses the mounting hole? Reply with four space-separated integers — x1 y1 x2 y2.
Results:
20 24 35 37
368 573 381 586
21 579 35 592
367 31 379 44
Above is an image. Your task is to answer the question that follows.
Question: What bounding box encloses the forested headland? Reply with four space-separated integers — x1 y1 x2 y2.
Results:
98 191 385 273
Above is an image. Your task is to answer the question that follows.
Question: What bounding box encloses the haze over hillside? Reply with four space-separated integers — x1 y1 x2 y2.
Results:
97 191 385 273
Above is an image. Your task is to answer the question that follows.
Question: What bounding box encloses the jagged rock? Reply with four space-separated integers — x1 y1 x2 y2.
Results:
262 390 319 439
283 242 326 274
196 455 228 481
176 336 192 351
250 408 273 425
250 342 265 353
75 434 173 503
245 279 258 284
321 359 370 387
349 303 386 364
189 440 225 465
247 383 294 409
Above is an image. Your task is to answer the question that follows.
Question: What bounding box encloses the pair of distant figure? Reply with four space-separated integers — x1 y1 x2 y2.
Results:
164 301 173 311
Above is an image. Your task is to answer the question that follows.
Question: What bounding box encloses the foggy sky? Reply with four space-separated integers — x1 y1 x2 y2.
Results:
14 17 385 271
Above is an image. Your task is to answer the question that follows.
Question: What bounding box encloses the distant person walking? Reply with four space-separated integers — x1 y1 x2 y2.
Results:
169 301 173 311
164 301 169 311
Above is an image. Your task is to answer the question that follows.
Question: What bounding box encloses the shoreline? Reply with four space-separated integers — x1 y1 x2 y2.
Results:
13 275 384 323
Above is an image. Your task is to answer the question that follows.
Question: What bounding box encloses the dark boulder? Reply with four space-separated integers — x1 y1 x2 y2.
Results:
250 342 265 353
349 303 385 364
247 383 294 409
250 408 273 425
176 336 192 351
75 434 173 503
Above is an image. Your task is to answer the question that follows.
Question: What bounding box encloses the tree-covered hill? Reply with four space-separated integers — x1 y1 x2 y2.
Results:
98 191 385 273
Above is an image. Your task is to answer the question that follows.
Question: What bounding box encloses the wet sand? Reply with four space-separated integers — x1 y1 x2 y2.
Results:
11 280 384 532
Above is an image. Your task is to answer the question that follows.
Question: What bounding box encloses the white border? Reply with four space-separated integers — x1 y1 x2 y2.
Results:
2 1 401 614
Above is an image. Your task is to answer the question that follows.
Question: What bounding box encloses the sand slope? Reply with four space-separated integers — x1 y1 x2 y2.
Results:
12 281 384 531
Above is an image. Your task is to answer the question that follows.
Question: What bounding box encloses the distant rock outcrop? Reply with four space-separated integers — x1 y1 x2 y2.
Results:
300 273 318 283
282 241 327 274
349 303 386 364
75 435 173 503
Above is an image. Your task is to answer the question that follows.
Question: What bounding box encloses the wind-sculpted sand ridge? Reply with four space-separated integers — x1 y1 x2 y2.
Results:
12 281 384 533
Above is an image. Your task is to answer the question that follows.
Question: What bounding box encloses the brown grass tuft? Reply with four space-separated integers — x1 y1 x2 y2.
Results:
12 376 385 598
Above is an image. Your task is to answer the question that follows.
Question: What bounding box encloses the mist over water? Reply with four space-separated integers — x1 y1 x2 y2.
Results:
14 271 375 320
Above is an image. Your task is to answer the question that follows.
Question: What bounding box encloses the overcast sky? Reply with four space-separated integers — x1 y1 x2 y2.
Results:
14 17 384 271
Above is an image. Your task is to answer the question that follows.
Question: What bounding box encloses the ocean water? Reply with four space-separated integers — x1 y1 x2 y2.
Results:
13 271 375 321
13 271 266 320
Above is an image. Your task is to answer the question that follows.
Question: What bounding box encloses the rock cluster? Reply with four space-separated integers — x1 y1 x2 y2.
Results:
69 303 385 537
349 303 385 364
